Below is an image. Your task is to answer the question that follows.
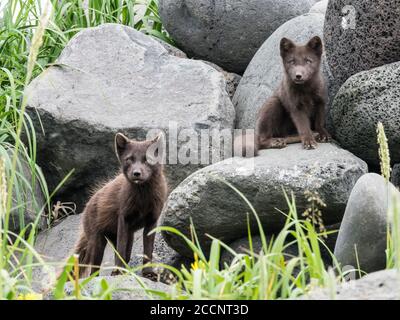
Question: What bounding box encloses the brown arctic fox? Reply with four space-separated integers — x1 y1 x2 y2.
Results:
235 36 330 157
73 133 167 279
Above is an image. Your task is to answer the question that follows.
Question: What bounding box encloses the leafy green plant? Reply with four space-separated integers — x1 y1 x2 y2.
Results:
1 0 52 299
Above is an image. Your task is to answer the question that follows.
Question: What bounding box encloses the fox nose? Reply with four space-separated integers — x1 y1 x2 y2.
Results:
133 170 141 177
296 74 303 80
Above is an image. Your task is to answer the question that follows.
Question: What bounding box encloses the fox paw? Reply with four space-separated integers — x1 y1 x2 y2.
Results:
142 268 158 282
302 136 318 150
111 269 123 276
271 138 287 149
316 131 331 143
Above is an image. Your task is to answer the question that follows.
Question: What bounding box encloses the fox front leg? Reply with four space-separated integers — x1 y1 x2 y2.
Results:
111 215 130 275
142 219 158 281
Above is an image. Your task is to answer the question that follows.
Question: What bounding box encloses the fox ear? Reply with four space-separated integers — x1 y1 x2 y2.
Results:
147 132 165 165
150 132 164 144
280 37 295 57
307 36 323 56
115 133 129 160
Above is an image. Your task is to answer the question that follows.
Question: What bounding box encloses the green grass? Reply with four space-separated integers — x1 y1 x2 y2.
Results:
155 182 349 300
0 0 399 301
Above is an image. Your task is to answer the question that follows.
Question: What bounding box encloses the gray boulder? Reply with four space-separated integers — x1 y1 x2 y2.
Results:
35 215 81 264
309 0 328 14
50 275 173 300
233 13 330 130
301 269 400 300
26 23 234 209
330 62 400 167
161 143 367 257
392 164 400 188
324 0 400 98
334 173 400 274
159 0 318 73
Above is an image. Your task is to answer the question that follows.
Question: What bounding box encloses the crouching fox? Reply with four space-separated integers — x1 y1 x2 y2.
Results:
235 36 331 157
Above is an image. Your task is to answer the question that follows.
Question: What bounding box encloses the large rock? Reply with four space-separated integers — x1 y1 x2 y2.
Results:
301 269 400 300
324 0 400 97
233 13 329 130
35 215 81 263
330 62 400 167
334 173 400 273
26 24 234 209
49 275 173 300
159 0 318 73
34 214 189 287
161 143 367 257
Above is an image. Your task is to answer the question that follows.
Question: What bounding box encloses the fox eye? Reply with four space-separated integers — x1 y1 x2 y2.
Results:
288 59 295 65
126 156 135 163
306 58 313 64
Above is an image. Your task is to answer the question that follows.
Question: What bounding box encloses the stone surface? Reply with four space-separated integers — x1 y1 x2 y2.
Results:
35 215 81 263
161 143 367 257
48 275 173 300
200 60 242 100
26 24 234 209
309 0 328 14
392 164 400 188
301 269 400 300
34 214 188 279
159 0 318 73
154 38 188 58
155 39 240 99
324 0 400 98
334 173 400 274
330 62 400 167
233 13 329 130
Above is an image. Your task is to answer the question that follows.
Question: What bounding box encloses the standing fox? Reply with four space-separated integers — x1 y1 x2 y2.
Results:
235 36 330 157
73 133 167 279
